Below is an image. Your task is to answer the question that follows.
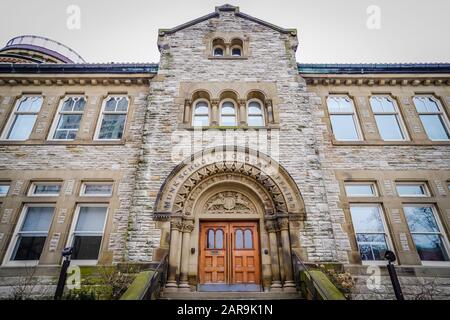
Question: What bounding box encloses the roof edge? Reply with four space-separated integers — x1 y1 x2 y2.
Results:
299 63 450 74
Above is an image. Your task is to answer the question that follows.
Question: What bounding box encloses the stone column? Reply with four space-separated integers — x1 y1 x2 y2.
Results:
178 220 194 291
184 99 191 124
265 220 282 291
238 99 247 125
278 217 296 292
211 99 219 126
265 100 274 123
166 217 182 291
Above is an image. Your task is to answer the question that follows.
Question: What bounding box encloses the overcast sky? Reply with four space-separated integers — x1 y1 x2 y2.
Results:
1 0 449 64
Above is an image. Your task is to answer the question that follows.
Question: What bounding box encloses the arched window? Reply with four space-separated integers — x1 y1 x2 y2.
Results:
220 101 237 126
247 100 264 126
207 229 215 249
235 229 244 249
231 38 243 57
192 100 209 127
244 229 253 249
212 38 225 57
215 229 224 249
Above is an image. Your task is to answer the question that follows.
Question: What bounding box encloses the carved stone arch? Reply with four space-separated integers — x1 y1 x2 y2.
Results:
218 89 240 102
154 146 306 220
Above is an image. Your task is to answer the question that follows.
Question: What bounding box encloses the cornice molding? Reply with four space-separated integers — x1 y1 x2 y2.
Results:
302 74 450 87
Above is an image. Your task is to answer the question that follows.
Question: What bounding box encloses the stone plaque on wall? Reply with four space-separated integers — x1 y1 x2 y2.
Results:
1 208 13 224
399 233 410 251
390 209 402 224
49 233 61 252
65 180 75 195
11 180 24 195
383 180 394 196
57 208 68 224
434 180 447 196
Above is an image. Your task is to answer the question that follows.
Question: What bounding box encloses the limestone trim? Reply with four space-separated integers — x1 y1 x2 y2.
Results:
154 147 306 219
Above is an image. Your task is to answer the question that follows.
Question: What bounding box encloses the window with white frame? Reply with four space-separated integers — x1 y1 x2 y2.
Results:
0 183 10 197
403 204 449 262
192 100 210 127
396 182 429 197
247 100 264 126
68 205 108 261
95 96 129 140
327 96 361 141
80 182 113 196
2 96 43 140
49 96 86 140
28 182 61 196
7 205 54 262
413 96 450 141
370 96 407 141
220 101 237 126
345 182 377 197
349 204 391 261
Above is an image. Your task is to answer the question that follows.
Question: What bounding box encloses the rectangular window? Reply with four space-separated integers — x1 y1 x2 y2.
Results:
8 205 54 263
68 205 108 262
0 183 10 197
49 96 86 140
403 205 449 262
28 182 61 196
80 183 113 196
370 96 407 141
1 96 43 140
327 96 362 141
413 96 450 141
350 204 391 261
95 96 129 140
396 183 429 197
345 182 377 197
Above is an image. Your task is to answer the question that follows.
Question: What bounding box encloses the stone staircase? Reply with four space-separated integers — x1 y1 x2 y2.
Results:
159 290 303 300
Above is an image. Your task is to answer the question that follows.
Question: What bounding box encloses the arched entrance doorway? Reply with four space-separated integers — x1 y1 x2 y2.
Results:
153 147 306 292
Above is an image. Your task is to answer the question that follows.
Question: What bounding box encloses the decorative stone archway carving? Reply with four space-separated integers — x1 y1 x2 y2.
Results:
154 147 305 292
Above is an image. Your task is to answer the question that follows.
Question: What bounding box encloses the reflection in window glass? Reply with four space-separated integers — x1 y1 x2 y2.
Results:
413 96 450 141
235 229 243 249
345 184 376 197
247 101 264 127
330 115 359 140
396 184 427 197
404 206 449 261
0 184 10 196
244 229 253 249
192 101 209 127
97 97 128 140
53 97 85 140
221 102 237 126
207 229 215 249
33 184 61 195
11 206 54 261
5 96 43 140
216 229 223 249
350 205 389 261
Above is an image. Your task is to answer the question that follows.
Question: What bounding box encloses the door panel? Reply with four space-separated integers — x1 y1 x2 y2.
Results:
199 221 260 288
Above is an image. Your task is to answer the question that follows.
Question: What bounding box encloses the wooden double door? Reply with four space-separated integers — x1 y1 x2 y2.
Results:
199 221 261 291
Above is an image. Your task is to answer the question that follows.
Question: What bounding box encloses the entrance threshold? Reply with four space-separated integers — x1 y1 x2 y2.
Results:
198 284 262 292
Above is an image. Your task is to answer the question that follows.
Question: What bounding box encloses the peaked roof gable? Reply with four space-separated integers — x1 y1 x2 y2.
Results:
158 4 297 36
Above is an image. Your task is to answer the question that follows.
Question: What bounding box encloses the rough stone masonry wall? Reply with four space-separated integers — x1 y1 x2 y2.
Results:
0 87 149 265
127 10 345 263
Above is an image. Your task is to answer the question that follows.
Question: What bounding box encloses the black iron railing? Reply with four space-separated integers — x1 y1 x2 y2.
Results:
141 254 168 300
292 251 327 300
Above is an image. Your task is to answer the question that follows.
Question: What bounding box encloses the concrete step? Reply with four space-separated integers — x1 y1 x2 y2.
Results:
159 291 304 300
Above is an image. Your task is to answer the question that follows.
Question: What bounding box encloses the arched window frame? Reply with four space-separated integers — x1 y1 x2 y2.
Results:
213 45 225 57
413 95 450 141
246 98 265 127
191 98 211 127
48 95 86 141
231 45 242 57
326 95 363 141
219 99 238 126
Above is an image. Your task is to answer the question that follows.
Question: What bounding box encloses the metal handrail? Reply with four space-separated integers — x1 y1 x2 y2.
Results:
292 251 327 299
141 254 169 300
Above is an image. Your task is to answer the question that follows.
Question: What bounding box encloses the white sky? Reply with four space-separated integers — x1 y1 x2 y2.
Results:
1 0 449 64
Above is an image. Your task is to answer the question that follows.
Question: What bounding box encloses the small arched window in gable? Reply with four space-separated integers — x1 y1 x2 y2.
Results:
212 38 225 57
192 100 210 127
231 38 243 57
220 101 237 126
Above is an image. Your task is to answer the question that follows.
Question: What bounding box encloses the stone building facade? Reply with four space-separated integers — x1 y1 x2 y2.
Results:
0 5 449 299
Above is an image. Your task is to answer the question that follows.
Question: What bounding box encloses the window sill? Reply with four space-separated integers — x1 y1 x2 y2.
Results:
0 140 128 146
180 125 280 130
331 139 450 146
207 55 248 60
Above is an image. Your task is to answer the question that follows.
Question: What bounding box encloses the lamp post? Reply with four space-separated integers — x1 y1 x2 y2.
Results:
54 247 73 300
384 250 404 300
